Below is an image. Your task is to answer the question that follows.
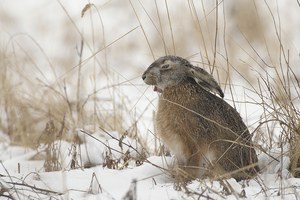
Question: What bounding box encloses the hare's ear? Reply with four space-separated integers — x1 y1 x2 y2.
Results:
188 67 224 98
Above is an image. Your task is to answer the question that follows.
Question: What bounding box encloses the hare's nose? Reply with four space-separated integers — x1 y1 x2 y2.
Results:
142 73 146 80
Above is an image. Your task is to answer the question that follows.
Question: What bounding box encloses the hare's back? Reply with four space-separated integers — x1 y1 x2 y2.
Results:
196 87 248 136
163 81 250 140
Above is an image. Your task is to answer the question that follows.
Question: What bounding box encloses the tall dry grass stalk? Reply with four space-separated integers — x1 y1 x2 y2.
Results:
0 3 141 147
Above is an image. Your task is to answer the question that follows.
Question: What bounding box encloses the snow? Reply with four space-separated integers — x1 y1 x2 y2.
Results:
1 132 300 199
0 0 300 199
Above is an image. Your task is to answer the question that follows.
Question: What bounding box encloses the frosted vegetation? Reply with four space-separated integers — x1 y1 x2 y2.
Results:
0 0 299 199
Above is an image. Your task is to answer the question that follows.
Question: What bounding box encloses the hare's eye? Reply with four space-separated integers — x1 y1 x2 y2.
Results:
161 64 170 70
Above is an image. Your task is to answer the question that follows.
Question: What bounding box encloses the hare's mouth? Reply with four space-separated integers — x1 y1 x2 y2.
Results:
154 86 163 93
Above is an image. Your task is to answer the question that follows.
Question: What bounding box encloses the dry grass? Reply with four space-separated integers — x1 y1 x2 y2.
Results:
0 0 299 198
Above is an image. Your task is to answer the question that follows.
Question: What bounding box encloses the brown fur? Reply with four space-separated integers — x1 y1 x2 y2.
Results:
142 56 259 181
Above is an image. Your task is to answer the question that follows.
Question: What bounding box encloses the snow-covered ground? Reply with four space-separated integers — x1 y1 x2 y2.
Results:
0 0 300 199
0 130 299 199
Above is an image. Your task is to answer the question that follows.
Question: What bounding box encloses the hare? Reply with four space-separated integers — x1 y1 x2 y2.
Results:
142 55 259 181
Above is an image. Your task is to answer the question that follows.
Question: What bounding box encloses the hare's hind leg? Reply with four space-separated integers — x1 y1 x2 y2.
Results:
175 147 218 181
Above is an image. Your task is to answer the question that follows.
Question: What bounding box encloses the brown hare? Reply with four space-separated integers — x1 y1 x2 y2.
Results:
142 55 259 181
